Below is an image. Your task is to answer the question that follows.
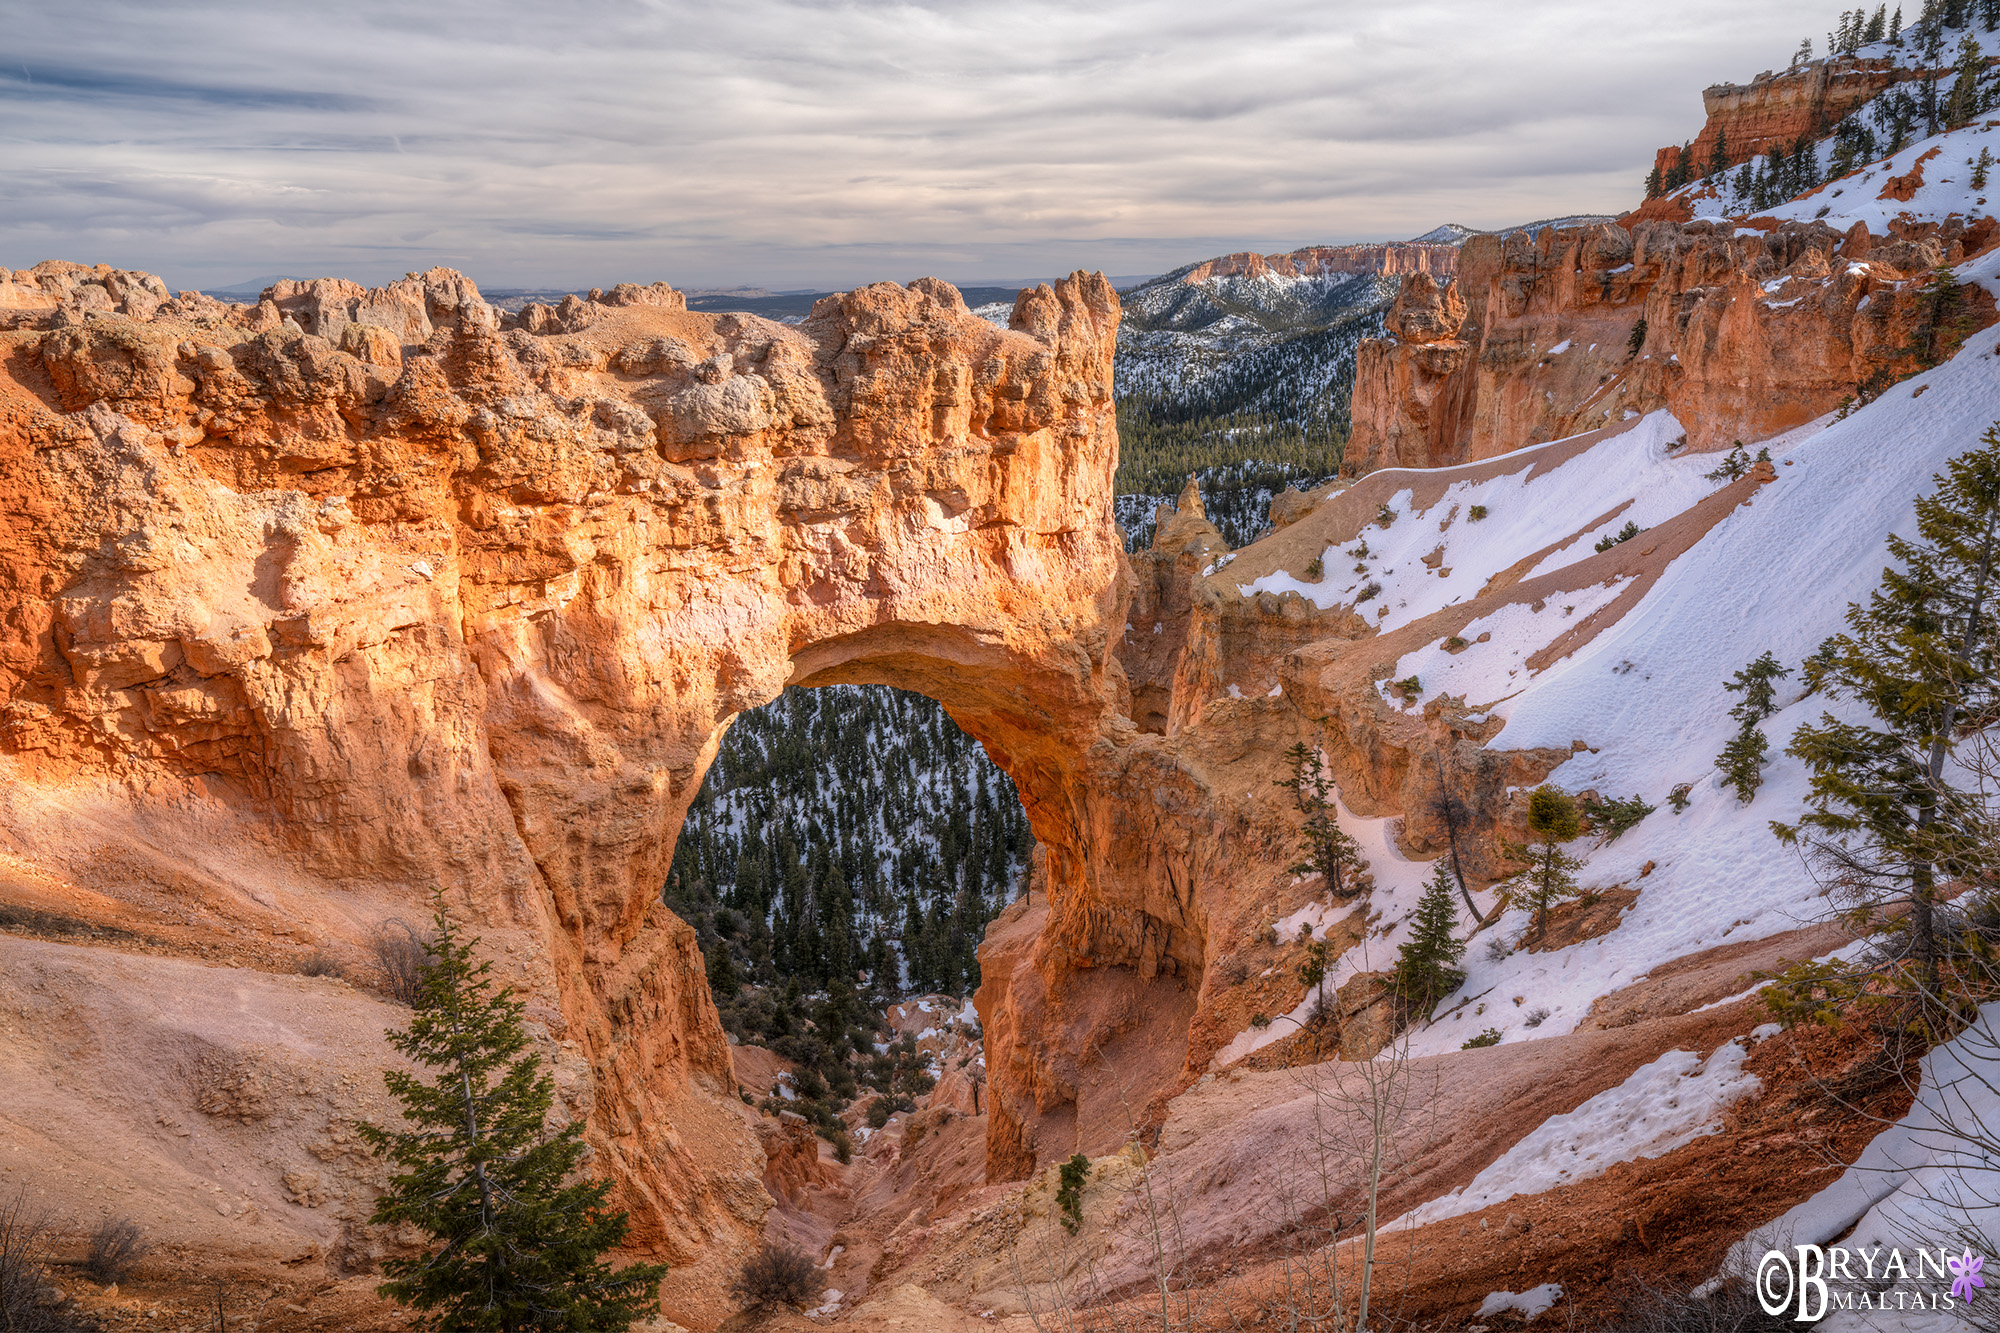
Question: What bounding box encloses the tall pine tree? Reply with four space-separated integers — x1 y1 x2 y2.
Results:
1393 858 1466 1016
1278 738 1367 899
1779 425 2000 1009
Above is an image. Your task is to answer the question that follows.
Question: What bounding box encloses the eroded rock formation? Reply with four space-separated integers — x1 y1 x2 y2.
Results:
0 262 1136 1321
0 250 1644 1307
4 223 1925 1325
1347 214 1999 470
1175 241 1459 286
1648 55 1939 184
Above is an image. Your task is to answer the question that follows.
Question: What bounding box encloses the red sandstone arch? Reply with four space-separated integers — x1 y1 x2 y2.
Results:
0 265 1211 1322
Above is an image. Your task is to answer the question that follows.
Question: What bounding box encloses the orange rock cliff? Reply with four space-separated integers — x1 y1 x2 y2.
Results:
1649 55 1942 183
1346 214 1998 471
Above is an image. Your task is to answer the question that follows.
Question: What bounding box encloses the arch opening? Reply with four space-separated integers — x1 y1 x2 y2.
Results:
672 684 1032 994
667 684 1033 1122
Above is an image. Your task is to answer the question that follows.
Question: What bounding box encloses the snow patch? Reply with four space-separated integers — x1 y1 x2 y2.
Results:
1478 1285 1563 1320
1391 1042 1759 1229
1728 999 2000 1280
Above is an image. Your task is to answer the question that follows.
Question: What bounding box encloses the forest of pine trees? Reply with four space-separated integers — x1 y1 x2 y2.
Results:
665 684 1033 1013
1111 311 1377 550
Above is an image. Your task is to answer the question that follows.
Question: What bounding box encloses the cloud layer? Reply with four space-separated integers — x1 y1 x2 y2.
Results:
2 0 1833 290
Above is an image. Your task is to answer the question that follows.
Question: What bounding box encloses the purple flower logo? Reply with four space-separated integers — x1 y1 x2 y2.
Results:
1950 1249 1986 1303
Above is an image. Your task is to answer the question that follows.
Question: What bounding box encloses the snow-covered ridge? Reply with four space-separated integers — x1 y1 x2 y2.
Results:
1234 409 1714 640
1659 9 2000 234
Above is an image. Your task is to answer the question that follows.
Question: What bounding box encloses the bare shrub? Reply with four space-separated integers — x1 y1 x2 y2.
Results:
1605 1277 1791 1332
368 919 436 1005
0 1189 93 1332
296 950 344 979
729 1241 825 1310
82 1216 147 1285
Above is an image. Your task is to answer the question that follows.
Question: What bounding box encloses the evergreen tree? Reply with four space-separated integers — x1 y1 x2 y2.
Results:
1708 128 1730 180
707 936 740 1000
1704 444 1752 483
1947 35 1986 125
1715 650 1790 803
1296 939 1331 1023
1719 726 1772 802
1916 264 1976 366
1778 425 2000 1009
361 908 667 1332
1278 739 1367 899
1665 141 1694 192
1725 651 1792 727
1393 858 1466 1017
1792 132 1821 192
771 911 793 978
820 867 854 983
1503 786 1586 944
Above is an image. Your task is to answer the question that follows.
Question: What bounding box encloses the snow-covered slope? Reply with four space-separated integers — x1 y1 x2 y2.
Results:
1685 115 1998 233
1407 215 1617 246
1217 241 2000 1065
1728 998 2000 1323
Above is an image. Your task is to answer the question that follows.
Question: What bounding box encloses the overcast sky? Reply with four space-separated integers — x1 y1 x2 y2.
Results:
3 0 1834 292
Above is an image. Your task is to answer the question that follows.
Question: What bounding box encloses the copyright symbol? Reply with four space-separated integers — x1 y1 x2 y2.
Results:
1758 1250 1793 1316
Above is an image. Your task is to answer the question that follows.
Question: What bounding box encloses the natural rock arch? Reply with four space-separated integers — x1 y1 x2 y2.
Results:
0 258 1621 1324
0 264 1204 1318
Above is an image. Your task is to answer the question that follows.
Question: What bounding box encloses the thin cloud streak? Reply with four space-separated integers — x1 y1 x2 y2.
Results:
0 0 1834 289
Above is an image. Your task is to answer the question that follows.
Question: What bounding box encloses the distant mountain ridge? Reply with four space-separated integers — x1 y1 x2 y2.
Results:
1109 215 1619 549
1409 215 1619 245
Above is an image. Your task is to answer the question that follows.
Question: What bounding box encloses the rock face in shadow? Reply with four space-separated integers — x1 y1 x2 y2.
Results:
1346 215 1998 471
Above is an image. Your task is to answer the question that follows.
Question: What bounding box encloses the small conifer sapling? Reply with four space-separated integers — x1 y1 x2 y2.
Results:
1719 727 1772 802
1393 858 1466 1017
1297 939 1331 1023
361 905 667 1332
1503 786 1587 944
1715 650 1790 802
1704 444 1752 483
